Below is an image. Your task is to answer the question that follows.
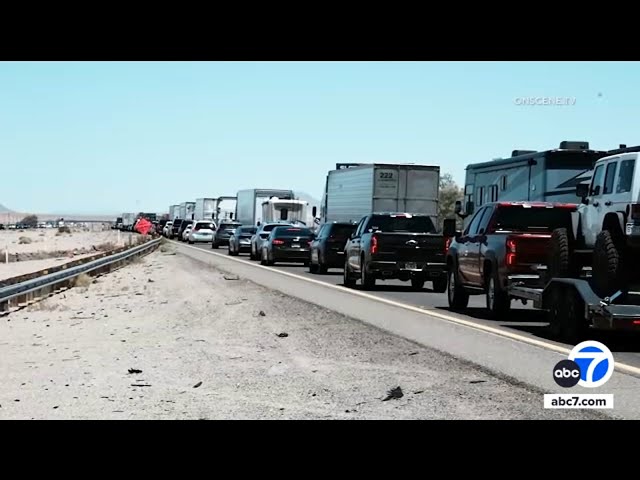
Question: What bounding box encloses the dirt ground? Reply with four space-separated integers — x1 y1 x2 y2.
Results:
0 229 135 281
0 244 604 419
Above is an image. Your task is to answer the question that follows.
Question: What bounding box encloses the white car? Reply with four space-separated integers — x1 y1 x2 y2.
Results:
182 225 193 242
188 221 216 244
163 221 173 237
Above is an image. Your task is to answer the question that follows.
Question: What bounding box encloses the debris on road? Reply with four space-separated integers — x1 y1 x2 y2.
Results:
408 352 419 356
258 310 266 317
470 380 487 384
128 368 143 374
276 332 289 338
148 279 154 283
225 300 243 305
131 384 152 387
223 274 240 281
193 381 203 388
382 386 403 401
413 390 424 395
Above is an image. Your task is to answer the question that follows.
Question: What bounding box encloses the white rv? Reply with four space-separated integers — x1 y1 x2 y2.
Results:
261 197 310 225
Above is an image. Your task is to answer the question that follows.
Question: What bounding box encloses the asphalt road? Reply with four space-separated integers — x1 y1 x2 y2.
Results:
187 241 640 371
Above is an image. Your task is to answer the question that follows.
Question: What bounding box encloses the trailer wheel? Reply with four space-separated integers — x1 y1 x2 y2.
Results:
485 269 510 319
447 267 469 310
546 228 576 281
592 230 624 298
410 278 425 291
360 257 376 290
547 285 586 343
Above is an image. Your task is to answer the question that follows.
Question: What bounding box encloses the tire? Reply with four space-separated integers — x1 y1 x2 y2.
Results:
485 269 510 319
360 257 375 290
211 241 219 249
410 278 425 291
547 285 586 343
432 277 447 293
309 262 319 273
188 240 194 244
343 257 356 288
546 228 578 282
592 230 624 298
260 249 268 265
227 247 232 255
317 251 328 274
447 267 469 309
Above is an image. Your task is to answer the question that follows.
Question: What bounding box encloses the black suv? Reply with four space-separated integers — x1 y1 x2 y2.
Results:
308 222 357 274
212 221 242 248
177 220 193 241
171 219 183 239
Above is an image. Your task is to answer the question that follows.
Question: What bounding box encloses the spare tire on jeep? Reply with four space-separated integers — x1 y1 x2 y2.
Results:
546 228 578 282
592 230 625 298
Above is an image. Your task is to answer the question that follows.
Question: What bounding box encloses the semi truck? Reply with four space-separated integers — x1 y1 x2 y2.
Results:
235 189 295 226
195 198 217 221
459 141 608 218
214 196 237 223
178 202 196 221
319 163 440 228
169 205 180 220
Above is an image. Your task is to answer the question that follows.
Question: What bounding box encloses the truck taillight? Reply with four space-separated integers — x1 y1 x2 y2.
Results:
506 239 517 266
371 235 378 254
632 204 640 220
273 239 284 245
445 237 452 253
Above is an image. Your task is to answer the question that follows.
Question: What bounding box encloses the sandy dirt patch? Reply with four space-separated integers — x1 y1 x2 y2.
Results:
0 246 605 419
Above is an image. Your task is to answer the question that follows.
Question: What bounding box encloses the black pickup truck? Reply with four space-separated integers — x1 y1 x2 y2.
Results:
343 213 456 291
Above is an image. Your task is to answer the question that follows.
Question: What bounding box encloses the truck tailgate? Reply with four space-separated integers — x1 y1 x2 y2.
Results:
375 233 445 262
507 233 551 266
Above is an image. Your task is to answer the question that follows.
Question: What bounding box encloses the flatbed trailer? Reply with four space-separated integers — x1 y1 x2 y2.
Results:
507 271 640 341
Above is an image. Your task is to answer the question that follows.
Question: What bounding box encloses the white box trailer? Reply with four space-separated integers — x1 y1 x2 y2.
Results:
461 141 608 217
235 189 295 226
215 196 237 223
320 163 440 227
178 202 196 220
195 198 217 221
169 205 180 220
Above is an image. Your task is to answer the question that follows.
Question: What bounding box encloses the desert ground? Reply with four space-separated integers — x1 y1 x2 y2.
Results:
0 228 135 281
0 244 603 420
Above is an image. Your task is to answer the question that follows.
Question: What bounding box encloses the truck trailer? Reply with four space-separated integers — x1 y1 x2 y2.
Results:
215 196 237 223
460 141 608 218
195 198 217 221
178 202 196 221
235 189 295 226
169 205 180 220
319 163 440 228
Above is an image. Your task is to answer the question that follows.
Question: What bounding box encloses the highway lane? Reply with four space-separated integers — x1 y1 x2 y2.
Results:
186 241 640 370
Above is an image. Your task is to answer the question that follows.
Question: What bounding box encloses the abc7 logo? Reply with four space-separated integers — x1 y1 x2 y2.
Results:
553 360 581 387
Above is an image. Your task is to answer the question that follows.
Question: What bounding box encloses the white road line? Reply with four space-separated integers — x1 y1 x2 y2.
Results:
174 241 640 379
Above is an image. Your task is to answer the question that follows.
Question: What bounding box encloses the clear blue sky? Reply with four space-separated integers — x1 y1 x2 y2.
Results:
0 61 637 214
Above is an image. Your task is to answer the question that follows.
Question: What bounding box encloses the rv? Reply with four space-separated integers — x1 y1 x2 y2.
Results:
261 197 310 225
178 202 196 221
235 189 295 226
214 196 237 223
460 141 608 216
320 163 440 227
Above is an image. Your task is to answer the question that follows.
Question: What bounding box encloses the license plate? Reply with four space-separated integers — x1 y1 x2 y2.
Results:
292 243 299 248
405 262 417 270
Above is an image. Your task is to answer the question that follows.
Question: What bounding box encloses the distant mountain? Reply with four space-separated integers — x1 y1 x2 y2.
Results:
0 203 13 213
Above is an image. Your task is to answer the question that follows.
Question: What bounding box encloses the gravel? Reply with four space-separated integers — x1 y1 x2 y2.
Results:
0 249 606 419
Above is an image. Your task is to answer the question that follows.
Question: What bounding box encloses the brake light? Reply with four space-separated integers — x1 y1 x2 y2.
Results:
506 238 517 266
371 235 378 254
445 237 452 253
273 239 284 245
632 204 640 220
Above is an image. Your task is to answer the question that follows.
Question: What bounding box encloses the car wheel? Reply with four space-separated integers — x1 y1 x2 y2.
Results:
432 277 447 293
410 278 425 291
212 241 219 249
447 267 469 309
485 269 510 319
360 256 375 290
250 245 257 260
592 230 624 298
343 257 356 287
309 261 319 273
317 252 328 274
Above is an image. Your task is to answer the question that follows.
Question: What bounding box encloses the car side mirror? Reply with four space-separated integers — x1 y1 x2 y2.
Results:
576 183 589 198
443 218 457 238
454 201 462 214
312 206 317 217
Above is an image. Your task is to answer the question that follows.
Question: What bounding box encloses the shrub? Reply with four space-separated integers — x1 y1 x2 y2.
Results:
58 226 71 234
18 236 32 244
73 273 92 288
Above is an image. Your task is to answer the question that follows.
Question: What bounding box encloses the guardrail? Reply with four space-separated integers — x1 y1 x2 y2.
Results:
0 237 162 314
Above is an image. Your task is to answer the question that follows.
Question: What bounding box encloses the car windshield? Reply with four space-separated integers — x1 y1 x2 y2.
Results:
273 227 313 237
330 224 356 239
491 206 574 232
221 223 241 230
367 215 436 233
240 227 257 235
194 223 214 231
262 223 289 232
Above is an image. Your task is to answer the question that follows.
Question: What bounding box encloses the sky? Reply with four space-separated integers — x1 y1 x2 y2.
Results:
0 61 638 215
